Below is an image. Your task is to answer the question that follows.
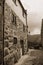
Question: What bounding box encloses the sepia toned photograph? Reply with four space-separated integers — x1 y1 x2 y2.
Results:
0 0 43 65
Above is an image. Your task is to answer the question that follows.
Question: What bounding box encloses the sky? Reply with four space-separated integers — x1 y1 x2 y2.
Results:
21 0 43 35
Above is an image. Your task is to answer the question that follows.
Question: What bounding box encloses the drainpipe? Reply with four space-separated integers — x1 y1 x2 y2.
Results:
26 11 28 52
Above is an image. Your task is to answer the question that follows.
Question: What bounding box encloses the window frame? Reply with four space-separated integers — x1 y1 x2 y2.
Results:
13 37 17 44
12 14 17 26
23 24 25 32
13 0 17 6
22 10 24 17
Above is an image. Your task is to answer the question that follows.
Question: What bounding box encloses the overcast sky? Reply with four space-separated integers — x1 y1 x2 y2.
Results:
21 0 43 35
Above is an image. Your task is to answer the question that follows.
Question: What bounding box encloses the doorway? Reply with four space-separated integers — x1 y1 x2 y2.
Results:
20 40 24 56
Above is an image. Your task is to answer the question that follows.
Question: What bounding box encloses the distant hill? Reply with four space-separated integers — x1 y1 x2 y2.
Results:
28 34 41 43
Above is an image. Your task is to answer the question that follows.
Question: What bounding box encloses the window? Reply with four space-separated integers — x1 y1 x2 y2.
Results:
22 10 26 18
20 40 24 48
26 26 28 32
22 10 24 17
0 3 1 5
14 16 16 25
12 14 17 26
13 0 17 5
23 24 25 32
13 37 17 44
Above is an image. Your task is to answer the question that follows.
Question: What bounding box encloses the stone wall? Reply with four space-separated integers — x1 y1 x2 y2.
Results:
0 0 28 64
4 1 28 65
0 0 3 64
4 3 13 47
41 19 43 47
4 2 28 54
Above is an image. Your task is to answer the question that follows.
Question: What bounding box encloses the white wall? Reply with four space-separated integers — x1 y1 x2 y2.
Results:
5 0 26 25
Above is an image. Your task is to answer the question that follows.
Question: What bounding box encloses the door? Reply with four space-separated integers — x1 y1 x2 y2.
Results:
20 40 24 55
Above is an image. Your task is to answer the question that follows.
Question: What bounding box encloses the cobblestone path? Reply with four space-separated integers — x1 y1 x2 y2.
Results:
21 57 34 65
15 55 35 65
15 49 43 65
21 57 33 65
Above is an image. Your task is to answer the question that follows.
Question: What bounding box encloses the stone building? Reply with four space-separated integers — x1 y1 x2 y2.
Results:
0 0 28 64
41 19 43 47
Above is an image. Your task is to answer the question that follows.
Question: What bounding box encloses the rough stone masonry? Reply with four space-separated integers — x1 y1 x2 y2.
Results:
0 0 28 65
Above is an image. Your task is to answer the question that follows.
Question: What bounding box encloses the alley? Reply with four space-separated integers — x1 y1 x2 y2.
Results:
21 56 35 65
15 55 35 65
15 49 43 65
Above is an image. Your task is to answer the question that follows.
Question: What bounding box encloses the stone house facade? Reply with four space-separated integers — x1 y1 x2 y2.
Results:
41 19 43 48
0 0 28 64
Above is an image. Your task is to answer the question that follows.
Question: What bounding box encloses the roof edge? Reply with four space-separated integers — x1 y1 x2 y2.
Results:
18 0 27 15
